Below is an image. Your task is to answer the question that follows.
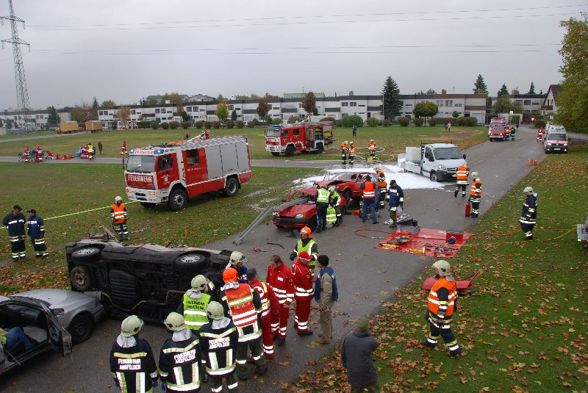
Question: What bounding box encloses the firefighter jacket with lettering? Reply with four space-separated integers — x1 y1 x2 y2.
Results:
199 318 239 377
292 259 314 300
110 337 158 393
387 184 404 207
27 215 45 239
221 282 263 342
111 203 128 225
266 263 294 306
158 331 201 393
2 212 26 236
469 179 482 201
249 278 273 319
519 193 538 225
182 291 211 332
427 276 458 325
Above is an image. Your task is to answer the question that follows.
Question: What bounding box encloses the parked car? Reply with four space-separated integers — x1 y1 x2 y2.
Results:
66 230 232 322
271 186 347 230
543 132 568 153
0 289 104 375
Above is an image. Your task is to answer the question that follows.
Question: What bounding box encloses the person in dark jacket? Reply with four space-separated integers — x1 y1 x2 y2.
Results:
3 205 26 262
341 317 379 393
26 209 48 258
387 180 404 228
519 186 538 240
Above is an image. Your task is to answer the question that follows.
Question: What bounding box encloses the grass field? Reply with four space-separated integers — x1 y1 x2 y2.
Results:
0 163 319 294
289 145 588 393
0 125 487 160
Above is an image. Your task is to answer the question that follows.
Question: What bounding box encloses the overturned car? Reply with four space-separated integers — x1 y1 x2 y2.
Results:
66 230 231 322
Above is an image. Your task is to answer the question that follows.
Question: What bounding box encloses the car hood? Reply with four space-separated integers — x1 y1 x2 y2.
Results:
278 203 315 217
14 288 98 311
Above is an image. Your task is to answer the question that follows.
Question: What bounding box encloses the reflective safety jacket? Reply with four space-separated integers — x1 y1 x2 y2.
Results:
158 333 201 393
221 283 262 342
361 180 376 199
111 203 128 225
292 259 314 299
368 142 376 152
183 292 211 331
427 276 458 325
519 193 538 225
249 278 273 319
329 191 341 207
266 263 294 306
326 206 337 223
469 179 482 201
349 146 356 155
199 319 239 377
3 212 26 236
110 338 158 393
456 165 469 185
316 188 330 204
295 239 318 271
26 215 45 239
387 184 404 207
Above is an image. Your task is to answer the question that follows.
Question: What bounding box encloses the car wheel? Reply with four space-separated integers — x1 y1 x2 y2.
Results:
308 215 318 231
69 265 92 291
68 312 94 344
140 202 156 208
168 188 188 211
224 177 239 197
71 246 101 261
285 145 295 157
175 253 207 272
430 171 439 182
271 152 280 157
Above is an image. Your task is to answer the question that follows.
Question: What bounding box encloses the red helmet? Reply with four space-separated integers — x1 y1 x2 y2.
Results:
223 267 238 283
300 226 312 238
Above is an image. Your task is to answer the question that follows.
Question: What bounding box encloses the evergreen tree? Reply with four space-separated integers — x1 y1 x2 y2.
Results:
91 97 99 120
473 74 488 94
497 84 509 98
528 82 536 94
382 76 402 120
47 106 59 127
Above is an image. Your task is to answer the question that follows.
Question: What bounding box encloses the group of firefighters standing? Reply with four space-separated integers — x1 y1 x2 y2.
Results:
2 205 48 262
110 241 338 393
340 139 379 165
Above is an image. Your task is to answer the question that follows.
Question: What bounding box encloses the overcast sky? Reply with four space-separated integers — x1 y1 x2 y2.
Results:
0 0 585 110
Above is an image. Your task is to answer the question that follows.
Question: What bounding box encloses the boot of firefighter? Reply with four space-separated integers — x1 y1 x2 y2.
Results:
389 207 397 228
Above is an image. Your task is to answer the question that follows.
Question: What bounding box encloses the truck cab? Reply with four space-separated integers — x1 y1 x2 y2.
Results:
265 123 331 156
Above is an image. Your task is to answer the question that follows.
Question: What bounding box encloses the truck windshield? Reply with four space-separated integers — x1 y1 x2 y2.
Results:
126 155 156 173
434 147 462 160
265 127 281 138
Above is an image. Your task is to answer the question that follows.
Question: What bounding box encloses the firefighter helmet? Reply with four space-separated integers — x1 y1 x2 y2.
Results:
191 275 208 291
344 140 348 145
164 312 186 332
223 267 238 283
432 260 451 276
121 315 144 337
300 226 312 239
370 139 374 143
471 172 479 179
230 251 246 265
350 141 354 145
114 196 123 203
523 186 534 194
207 301 225 320
328 185 336 192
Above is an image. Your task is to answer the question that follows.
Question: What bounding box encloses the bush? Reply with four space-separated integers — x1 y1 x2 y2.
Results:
181 121 191 129
194 121 203 129
320 117 336 122
414 118 424 127
287 116 301 124
340 115 363 128
272 118 282 125
247 121 254 128
204 121 212 129
213 121 221 129
398 117 410 127
226 120 234 129
534 120 546 129
251 118 260 127
161 122 169 130
137 121 152 129
151 122 160 130
383 119 390 127
456 116 478 126
366 117 379 127
169 121 180 130
428 118 437 126
236 120 244 129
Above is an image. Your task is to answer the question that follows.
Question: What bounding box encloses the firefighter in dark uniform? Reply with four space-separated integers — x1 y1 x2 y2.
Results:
111 196 129 241
220 268 267 381
375 168 387 211
200 301 240 393
468 172 482 218
421 260 462 358
387 180 404 228
26 209 48 258
519 186 538 240
3 205 26 262
159 312 202 393
110 315 159 393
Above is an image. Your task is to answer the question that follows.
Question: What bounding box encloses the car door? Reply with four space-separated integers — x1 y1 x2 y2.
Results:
422 147 434 174
42 304 72 356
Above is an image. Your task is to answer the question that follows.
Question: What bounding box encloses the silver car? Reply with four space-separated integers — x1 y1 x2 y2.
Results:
0 289 104 375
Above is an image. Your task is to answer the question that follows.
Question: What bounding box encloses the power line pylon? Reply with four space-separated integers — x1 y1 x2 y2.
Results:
1 0 31 128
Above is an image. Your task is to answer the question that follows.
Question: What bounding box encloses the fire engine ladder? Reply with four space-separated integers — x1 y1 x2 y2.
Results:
232 197 309 245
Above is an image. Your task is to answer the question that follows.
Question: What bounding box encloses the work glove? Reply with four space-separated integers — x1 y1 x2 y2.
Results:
289 252 297 261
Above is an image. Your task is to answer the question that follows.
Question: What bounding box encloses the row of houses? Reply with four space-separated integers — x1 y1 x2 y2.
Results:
0 86 560 129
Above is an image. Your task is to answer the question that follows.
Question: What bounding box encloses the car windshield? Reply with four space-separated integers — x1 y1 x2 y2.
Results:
265 127 281 138
434 147 462 160
126 155 156 173
548 134 567 141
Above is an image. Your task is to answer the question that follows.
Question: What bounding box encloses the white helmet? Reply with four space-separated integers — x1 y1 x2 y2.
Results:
328 185 336 192
432 260 451 277
191 275 208 291
164 312 186 332
230 251 246 265
471 172 479 178
523 186 534 194
114 196 123 203
121 315 143 337
207 301 225 320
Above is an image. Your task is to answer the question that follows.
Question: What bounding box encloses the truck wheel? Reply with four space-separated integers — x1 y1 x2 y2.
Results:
69 265 92 292
285 145 295 157
271 152 280 157
168 188 188 211
140 202 156 208
430 171 439 182
224 177 239 197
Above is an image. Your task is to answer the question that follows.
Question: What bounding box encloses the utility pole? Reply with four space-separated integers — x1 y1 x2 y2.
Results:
1 0 31 129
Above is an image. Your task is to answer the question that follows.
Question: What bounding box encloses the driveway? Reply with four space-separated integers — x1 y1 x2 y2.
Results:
0 127 545 393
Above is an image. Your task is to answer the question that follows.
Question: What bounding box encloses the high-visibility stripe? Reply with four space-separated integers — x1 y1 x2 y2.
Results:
113 352 148 359
162 340 199 354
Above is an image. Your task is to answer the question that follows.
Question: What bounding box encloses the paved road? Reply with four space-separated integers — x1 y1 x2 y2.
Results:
0 127 546 393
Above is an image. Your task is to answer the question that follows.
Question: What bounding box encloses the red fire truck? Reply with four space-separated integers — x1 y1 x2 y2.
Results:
265 122 334 156
124 136 252 211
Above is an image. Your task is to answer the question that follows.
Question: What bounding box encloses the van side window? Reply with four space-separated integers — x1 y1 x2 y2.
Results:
425 147 433 161
186 150 199 166
158 155 173 170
